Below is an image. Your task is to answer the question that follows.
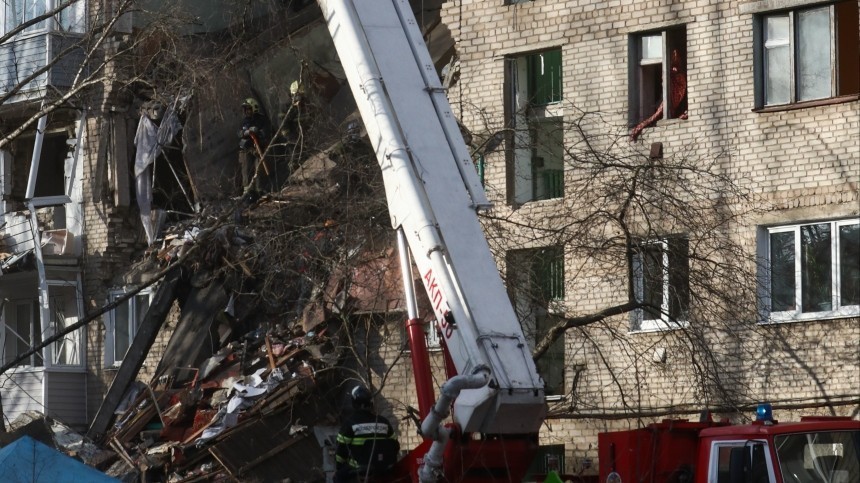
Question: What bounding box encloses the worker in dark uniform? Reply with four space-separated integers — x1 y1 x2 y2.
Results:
335 385 400 482
238 97 269 195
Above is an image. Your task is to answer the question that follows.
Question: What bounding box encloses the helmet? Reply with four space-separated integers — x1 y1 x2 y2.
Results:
241 98 260 114
350 385 372 408
289 80 305 97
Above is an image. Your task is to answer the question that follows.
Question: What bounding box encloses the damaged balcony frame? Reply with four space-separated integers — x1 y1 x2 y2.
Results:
1 106 88 427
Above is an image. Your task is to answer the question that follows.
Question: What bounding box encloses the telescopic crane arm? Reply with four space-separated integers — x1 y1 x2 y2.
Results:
317 0 545 441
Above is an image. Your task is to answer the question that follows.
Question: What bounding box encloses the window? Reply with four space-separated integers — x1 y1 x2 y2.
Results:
629 27 687 136
2 299 43 368
1 0 87 37
57 0 85 33
105 289 153 367
710 442 772 483
755 1 859 107
764 219 859 322
2 0 46 35
508 247 565 395
47 281 83 366
508 49 564 204
631 237 689 331
774 431 860 483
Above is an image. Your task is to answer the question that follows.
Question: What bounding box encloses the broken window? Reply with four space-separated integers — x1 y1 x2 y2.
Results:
4 130 72 210
105 288 153 367
508 247 565 396
508 49 564 204
47 281 83 366
2 299 43 368
628 27 687 139
631 237 690 331
755 1 859 107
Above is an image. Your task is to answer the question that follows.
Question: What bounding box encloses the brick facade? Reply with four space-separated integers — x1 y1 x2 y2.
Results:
369 0 860 474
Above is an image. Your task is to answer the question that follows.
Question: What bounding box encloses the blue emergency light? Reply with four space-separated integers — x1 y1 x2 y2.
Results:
756 403 774 422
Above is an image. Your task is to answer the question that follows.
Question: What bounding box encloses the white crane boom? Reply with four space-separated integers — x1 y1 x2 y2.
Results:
318 0 546 434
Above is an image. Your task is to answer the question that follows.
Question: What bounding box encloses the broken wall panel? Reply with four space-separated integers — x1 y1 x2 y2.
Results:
88 269 181 440
205 376 339 481
153 279 229 384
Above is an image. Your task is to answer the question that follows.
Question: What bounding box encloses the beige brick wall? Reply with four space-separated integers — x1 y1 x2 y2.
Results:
370 0 860 474
81 103 153 422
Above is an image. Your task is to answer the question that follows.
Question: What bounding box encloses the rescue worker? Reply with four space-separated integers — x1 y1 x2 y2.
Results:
335 385 400 482
278 80 307 145
238 97 269 194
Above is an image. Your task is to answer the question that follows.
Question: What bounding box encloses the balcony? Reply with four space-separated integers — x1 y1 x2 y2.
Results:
1 1 87 102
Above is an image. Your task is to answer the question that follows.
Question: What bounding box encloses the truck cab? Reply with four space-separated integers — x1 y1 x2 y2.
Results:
699 415 860 483
597 406 859 483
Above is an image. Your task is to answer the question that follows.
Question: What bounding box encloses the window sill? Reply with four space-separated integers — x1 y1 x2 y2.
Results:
4 366 46 374
630 319 689 333
45 366 87 373
513 196 564 208
655 117 687 127
752 94 859 113
762 307 859 324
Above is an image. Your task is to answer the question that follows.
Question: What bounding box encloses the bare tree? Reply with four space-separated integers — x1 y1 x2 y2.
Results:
462 103 779 417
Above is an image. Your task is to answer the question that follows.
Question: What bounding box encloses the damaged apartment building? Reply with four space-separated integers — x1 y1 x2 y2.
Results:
0 0 337 431
1 0 856 479
0 0 450 476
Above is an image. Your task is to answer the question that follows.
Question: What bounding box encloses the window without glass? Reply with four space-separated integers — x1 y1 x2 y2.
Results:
106 289 153 367
508 247 565 395
765 219 859 321
755 1 859 107
629 27 687 132
507 49 564 204
48 282 83 366
631 237 689 331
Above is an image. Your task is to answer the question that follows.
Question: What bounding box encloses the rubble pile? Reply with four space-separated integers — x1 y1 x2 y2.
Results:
90 140 393 482
102 322 341 482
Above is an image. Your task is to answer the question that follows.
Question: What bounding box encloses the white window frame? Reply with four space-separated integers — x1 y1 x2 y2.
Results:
763 218 860 323
753 1 858 108
631 238 689 332
0 149 11 215
45 278 85 369
0 0 87 37
708 440 775 483
105 288 153 367
1 298 44 369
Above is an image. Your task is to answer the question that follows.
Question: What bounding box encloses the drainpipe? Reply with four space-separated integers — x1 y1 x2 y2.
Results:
417 367 490 483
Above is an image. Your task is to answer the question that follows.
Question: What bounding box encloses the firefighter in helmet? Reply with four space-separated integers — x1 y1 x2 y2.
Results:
335 385 400 482
238 97 269 194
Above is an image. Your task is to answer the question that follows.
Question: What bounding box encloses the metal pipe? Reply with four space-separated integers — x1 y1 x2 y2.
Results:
418 368 490 482
396 228 418 320
399 228 435 417
25 113 47 200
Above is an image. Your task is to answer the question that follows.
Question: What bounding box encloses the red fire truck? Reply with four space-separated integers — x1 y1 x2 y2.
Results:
596 405 859 483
